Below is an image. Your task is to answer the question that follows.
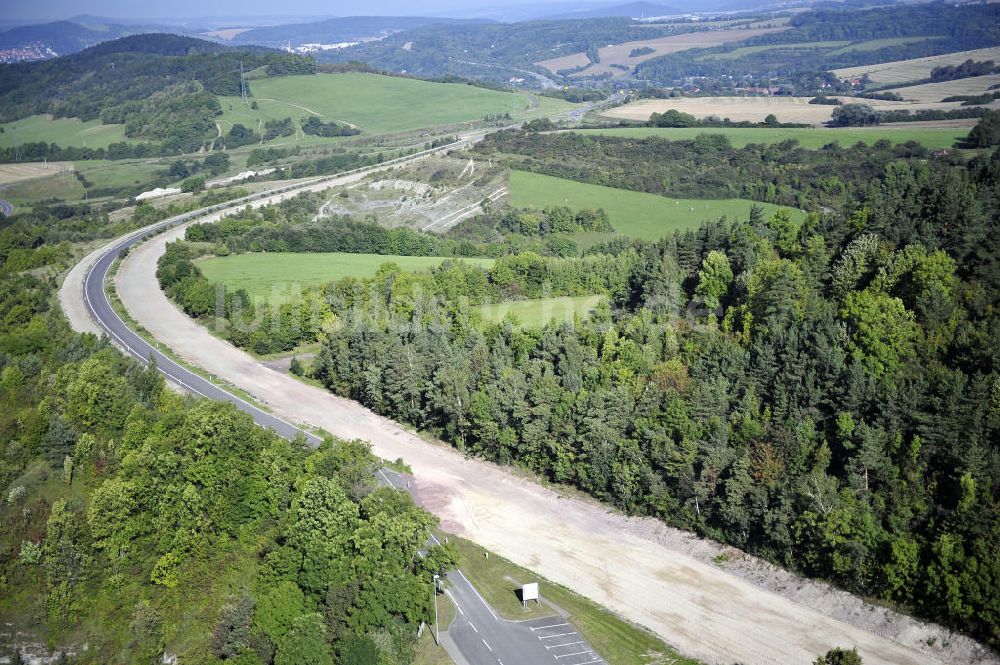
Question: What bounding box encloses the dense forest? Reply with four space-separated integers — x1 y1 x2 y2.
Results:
0 198 456 663
150 132 1000 646
306 149 1000 645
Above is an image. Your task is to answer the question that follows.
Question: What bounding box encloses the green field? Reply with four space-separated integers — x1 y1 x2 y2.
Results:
508 170 805 241
479 295 604 328
0 114 128 149
569 126 967 150
698 41 850 61
218 72 576 138
448 535 700 665
830 36 942 55
197 251 495 302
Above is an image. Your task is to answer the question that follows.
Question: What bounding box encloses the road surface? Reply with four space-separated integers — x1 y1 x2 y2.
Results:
0 199 13 216
379 469 607 665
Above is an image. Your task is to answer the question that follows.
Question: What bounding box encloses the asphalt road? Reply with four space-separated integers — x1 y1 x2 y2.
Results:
378 470 606 665
0 198 13 216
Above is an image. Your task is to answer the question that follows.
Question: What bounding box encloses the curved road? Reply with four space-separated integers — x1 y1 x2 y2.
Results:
63 114 974 665
79 132 495 441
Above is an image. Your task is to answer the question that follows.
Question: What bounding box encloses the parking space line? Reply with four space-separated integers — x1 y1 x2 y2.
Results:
532 622 570 631
571 659 604 665
540 632 577 639
546 640 585 650
555 650 593 659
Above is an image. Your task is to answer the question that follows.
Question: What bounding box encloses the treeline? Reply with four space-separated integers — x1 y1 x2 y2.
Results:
930 59 999 82
158 224 634 354
302 116 361 137
648 108 809 129
474 128 937 210
0 208 455 663
830 102 989 127
309 151 1000 645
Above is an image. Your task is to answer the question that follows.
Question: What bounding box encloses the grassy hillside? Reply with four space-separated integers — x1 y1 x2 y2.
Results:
221 73 572 137
198 251 494 302
0 115 128 149
569 126 969 150
507 170 805 242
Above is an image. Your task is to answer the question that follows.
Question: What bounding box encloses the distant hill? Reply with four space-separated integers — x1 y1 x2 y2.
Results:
0 18 196 59
543 2 681 20
0 34 314 151
230 16 491 48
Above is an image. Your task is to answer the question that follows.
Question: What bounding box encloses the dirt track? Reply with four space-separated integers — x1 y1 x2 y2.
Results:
61 210 999 665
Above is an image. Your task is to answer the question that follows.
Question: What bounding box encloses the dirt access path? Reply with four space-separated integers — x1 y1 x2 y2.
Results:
85 216 1000 665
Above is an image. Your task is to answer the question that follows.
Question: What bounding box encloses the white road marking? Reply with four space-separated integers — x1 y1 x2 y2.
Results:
571 659 604 665
455 570 499 621
531 622 570 631
555 650 593 658
482 639 493 652
444 589 464 616
470 622 478 633
540 632 577 639
546 641 584 649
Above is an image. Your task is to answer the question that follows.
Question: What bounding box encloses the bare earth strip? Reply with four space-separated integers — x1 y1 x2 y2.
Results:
536 27 787 77
57 202 993 664
601 95 1000 126
833 46 1000 85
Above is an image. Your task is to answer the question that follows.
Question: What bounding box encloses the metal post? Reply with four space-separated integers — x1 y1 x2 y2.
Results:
432 574 440 645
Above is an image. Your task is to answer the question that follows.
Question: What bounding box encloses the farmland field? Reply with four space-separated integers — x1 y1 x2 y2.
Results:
697 41 850 61
832 46 1000 85
568 125 969 150
827 36 943 55
197 251 495 302
507 170 805 242
892 73 1000 103
536 26 787 77
0 114 129 149
601 95 987 126
478 294 604 328
218 72 574 138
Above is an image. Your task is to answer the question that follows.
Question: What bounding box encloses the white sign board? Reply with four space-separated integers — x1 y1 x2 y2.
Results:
522 582 539 602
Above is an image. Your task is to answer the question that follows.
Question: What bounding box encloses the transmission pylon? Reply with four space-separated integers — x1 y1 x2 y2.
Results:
240 60 250 106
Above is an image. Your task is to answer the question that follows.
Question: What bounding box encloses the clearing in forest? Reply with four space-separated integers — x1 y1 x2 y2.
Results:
507 170 804 242
478 294 605 328
197 251 494 302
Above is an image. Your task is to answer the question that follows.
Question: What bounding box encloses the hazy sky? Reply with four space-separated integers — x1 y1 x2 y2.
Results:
3 0 573 21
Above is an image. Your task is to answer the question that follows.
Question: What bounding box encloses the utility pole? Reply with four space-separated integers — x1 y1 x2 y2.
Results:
432 574 440 645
